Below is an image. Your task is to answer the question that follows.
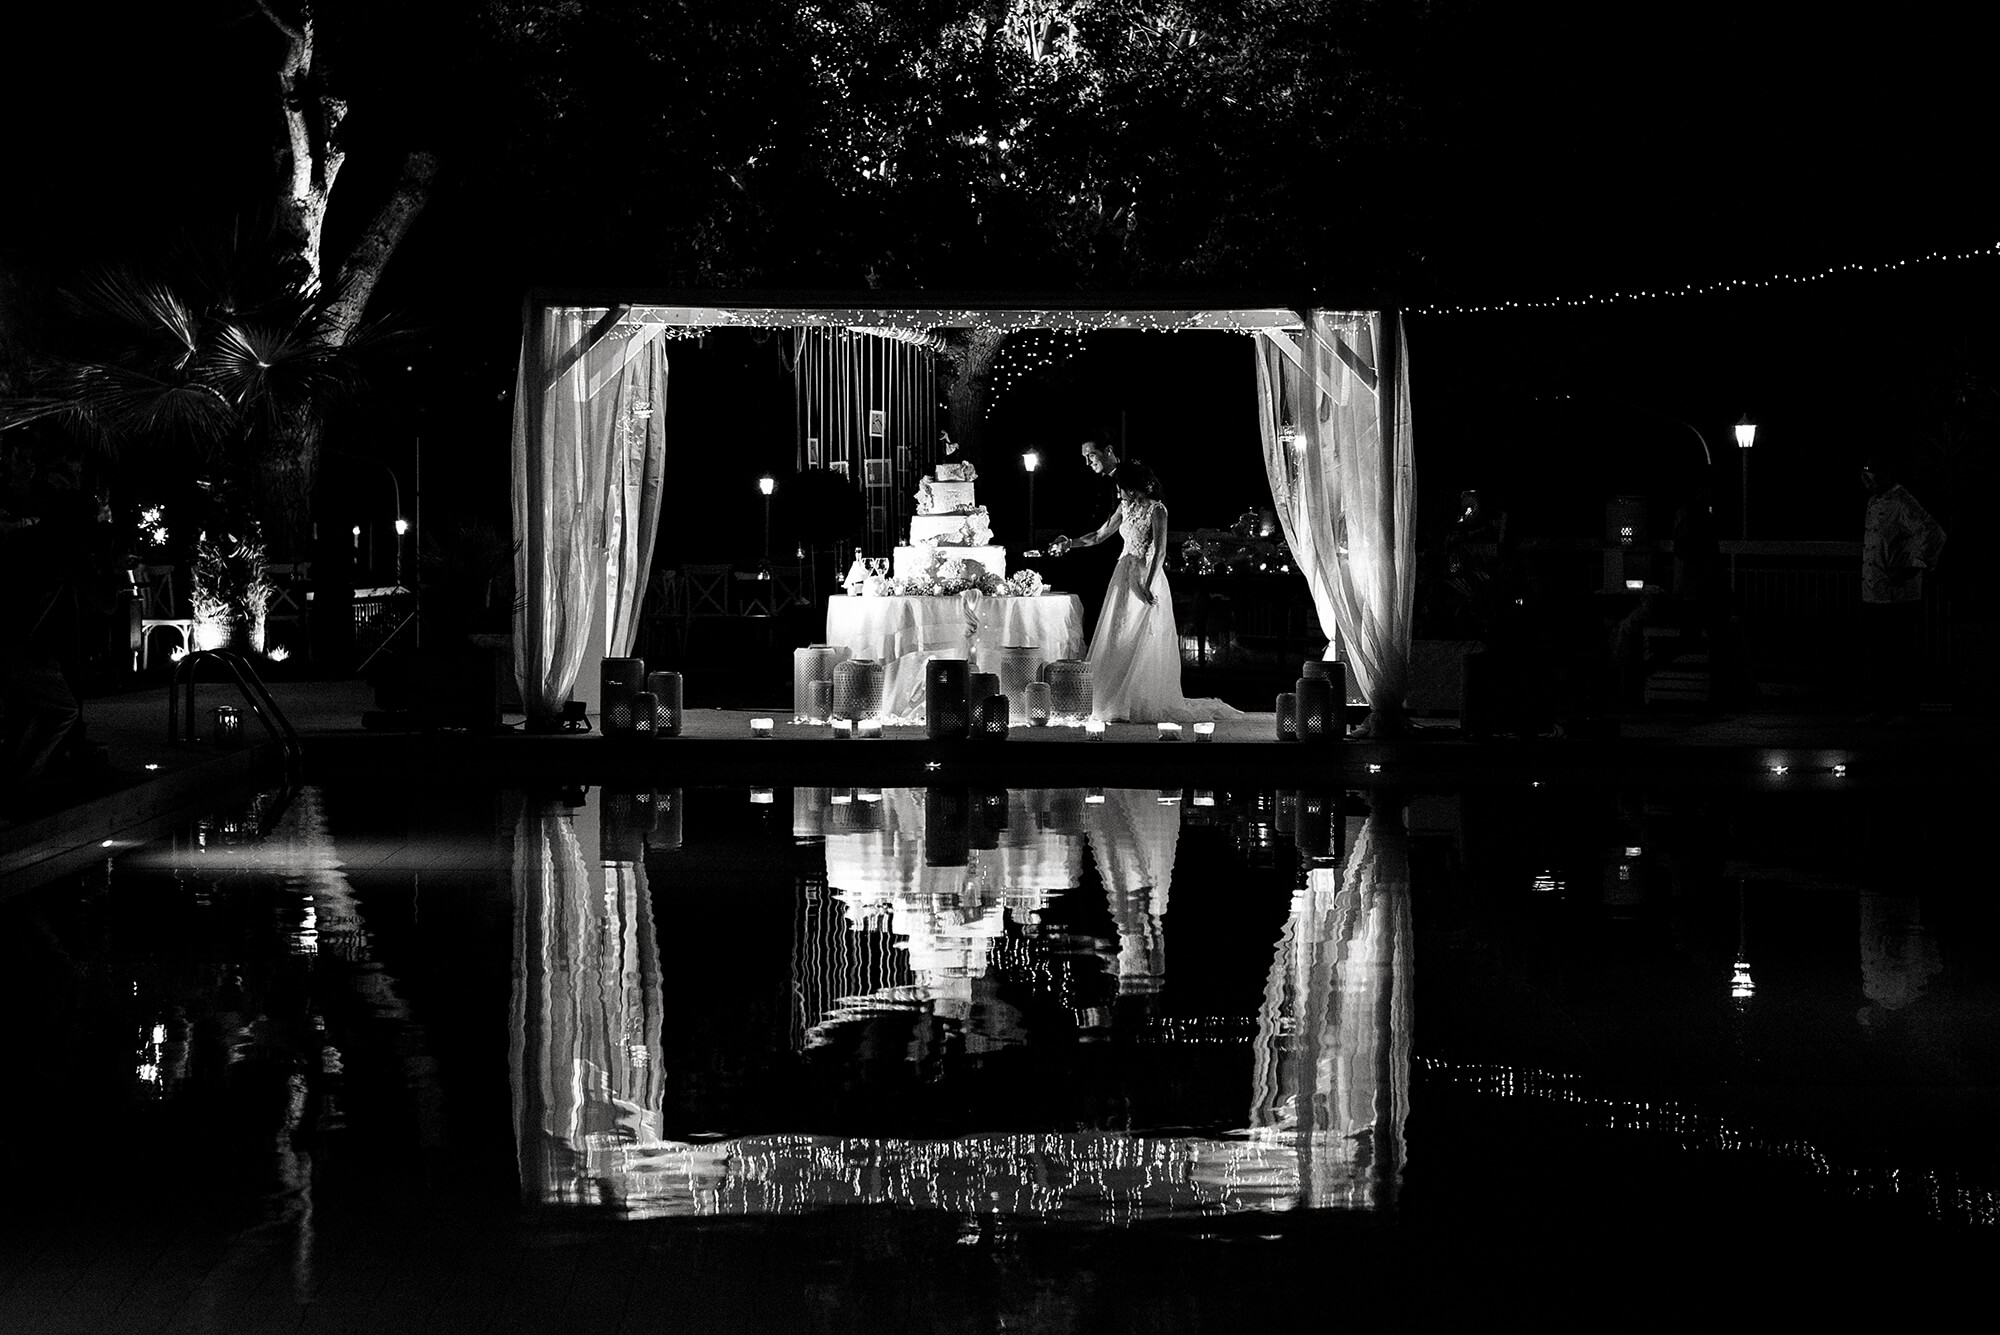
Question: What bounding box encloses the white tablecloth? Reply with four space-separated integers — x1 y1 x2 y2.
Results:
823 592 1087 722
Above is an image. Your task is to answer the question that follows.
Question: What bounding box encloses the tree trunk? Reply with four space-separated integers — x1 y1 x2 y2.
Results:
938 327 1006 463
251 410 320 559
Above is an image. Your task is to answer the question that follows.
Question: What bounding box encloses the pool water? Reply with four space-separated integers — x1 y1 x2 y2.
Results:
2 778 1992 1328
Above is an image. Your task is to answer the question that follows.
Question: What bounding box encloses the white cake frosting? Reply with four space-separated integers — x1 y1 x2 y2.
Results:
894 462 1005 582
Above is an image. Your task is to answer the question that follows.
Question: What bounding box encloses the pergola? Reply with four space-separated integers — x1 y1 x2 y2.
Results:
511 291 1415 730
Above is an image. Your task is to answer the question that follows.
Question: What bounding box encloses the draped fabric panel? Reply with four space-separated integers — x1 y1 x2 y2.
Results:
511 304 670 723
1255 310 1416 729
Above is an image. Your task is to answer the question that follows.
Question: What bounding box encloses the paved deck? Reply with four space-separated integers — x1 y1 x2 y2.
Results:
4 675 1988 898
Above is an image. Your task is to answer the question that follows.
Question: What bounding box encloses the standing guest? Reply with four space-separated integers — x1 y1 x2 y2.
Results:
1857 455 1947 724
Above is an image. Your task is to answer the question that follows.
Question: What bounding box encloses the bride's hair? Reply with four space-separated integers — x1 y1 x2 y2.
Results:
1113 462 1161 500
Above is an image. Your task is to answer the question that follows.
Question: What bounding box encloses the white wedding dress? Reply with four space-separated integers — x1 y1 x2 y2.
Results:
1086 497 1242 724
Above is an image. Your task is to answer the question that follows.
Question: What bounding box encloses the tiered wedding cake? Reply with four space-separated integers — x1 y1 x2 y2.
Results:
891 461 1007 582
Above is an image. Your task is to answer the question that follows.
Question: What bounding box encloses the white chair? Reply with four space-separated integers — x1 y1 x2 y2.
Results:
137 564 196 669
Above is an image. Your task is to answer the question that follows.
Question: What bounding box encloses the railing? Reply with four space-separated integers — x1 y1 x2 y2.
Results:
168 649 303 776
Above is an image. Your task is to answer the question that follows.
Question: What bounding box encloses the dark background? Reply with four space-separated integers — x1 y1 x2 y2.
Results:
2 1 1992 582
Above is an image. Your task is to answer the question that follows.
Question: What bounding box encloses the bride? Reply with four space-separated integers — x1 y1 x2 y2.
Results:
1051 464 1240 724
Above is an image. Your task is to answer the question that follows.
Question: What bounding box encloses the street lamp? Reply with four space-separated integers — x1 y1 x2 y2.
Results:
394 516 409 590
1734 414 1757 540
758 474 776 571
1022 449 1040 547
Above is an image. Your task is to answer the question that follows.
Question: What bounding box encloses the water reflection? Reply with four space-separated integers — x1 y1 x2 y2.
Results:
510 785 1409 1219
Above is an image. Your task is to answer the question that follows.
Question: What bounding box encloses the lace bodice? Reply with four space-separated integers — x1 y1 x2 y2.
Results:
1118 498 1162 563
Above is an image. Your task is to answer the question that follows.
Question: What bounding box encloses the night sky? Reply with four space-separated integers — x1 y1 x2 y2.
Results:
3 1 1992 566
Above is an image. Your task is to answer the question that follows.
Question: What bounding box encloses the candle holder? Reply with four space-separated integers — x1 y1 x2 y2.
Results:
1083 717 1106 742
855 717 883 740
1275 692 1298 742
793 645 850 721
997 646 1043 721
632 691 657 736
926 658 969 739
832 659 885 721
750 717 775 737
1023 680 1052 727
645 671 683 736
973 694 1010 741
969 672 999 717
601 657 645 736
1156 721 1182 742
832 718 854 739
749 787 775 804
1293 674 1336 744
1046 659 1094 725
1192 721 1215 742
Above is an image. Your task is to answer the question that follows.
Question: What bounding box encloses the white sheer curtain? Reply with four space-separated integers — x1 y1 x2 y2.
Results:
1255 310 1416 734
511 304 670 725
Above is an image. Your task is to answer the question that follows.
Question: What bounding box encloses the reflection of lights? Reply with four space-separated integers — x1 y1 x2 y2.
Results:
1530 871 1560 893
830 791 853 805
1085 789 1107 804
1194 791 1217 806
1731 959 1756 999
1157 790 1181 805
1617 864 1631 881
266 645 291 663
925 760 942 771
1625 845 1641 857
1367 763 1382 774
1768 764 1788 776
857 788 882 803
750 788 775 804
144 763 160 771
1832 764 1848 776
101 839 116 848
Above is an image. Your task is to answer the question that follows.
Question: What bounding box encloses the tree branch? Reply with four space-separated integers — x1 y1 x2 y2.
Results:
323 150 441 342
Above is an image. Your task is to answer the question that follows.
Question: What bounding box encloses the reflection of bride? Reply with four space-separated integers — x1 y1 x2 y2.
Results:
1052 463 1242 723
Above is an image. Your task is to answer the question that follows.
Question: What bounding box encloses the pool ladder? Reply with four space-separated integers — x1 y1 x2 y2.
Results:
168 649 304 777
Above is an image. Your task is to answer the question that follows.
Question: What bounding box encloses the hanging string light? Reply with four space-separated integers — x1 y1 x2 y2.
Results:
1410 241 2000 316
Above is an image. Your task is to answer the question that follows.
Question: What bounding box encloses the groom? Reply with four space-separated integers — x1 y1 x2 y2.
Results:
1061 436 1123 625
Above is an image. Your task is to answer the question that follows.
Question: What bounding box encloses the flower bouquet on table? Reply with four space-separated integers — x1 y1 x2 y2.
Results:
891 549 1003 597
1002 569 1045 598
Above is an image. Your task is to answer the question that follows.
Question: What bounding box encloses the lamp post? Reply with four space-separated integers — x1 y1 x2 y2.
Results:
1022 449 1039 546
1734 413 1757 541
394 517 410 590
758 474 776 569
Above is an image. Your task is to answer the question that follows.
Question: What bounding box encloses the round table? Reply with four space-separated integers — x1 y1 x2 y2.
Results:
822 592 1087 722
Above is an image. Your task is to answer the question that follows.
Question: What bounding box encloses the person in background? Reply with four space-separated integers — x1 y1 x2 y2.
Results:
1857 455 1947 724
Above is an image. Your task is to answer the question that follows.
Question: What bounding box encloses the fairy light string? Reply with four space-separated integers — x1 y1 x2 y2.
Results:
1411 241 2000 316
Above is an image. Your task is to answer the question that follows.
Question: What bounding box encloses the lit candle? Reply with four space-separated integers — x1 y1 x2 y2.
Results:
749 788 774 804
1192 721 1215 742
832 718 853 739
855 717 882 740
1156 722 1182 741
750 717 775 736
1084 718 1106 741
1085 788 1107 804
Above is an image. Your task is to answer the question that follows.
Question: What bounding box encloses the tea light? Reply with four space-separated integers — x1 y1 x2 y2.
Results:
749 788 774 804
1084 718 1106 741
1192 721 1215 742
855 717 882 740
1156 722 1182 741
1193 791 1217 806
750 717 775 736
831 719 853 738
1085 788 1107 804
830 789 854 805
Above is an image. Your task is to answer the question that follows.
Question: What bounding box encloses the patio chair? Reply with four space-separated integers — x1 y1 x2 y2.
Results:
136 564 196 669
677 563 732 650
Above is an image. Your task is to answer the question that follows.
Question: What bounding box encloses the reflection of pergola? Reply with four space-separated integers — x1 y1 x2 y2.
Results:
512 292 1415 727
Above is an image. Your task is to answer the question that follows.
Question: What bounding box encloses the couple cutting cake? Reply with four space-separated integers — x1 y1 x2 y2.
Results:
1048 439 1241 725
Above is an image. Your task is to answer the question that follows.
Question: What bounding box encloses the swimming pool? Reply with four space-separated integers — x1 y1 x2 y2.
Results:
2 777 1991 1327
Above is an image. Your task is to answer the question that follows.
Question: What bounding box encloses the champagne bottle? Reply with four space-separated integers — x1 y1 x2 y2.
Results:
844 547 869 596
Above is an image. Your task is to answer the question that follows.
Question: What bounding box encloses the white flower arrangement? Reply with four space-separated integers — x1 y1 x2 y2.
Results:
1003 569 1045 597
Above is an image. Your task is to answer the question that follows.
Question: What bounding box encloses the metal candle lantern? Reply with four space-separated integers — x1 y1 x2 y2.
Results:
973 694 1010 740
924 785 971 867
212 705 243 749
793 645 849 721
1293 674 1336 744
632 691 657 735
969 672 999 717
653 788 684 853
1295 790 1335 859
1046 659 1094 724
1274 790 1299 835
1275 692 1298 741
645 671 683 736
1300 659 1331 681
601 657 646 736
1024 680 1052 726
927 658 969 738
831 658 885 721
997 646 1043 721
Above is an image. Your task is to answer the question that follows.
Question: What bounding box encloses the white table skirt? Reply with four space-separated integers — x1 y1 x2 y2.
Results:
823 592 1087 722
